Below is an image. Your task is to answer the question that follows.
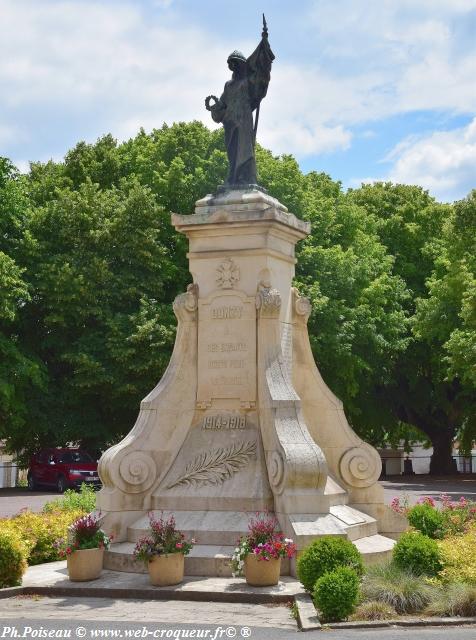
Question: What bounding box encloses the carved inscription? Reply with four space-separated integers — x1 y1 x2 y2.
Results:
208 359 245 369
212 306 242 319
197 292 256 404
208 342 247 352
202 415 246 430
211 375 243 386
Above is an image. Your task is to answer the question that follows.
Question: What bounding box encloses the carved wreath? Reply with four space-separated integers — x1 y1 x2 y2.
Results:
216 258 240 289
166 440 256 489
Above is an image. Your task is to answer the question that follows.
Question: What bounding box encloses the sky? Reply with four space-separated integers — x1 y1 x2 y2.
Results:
0 0 475 202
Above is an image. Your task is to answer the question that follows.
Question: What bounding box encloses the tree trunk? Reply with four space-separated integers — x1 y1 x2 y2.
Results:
429 429 457 476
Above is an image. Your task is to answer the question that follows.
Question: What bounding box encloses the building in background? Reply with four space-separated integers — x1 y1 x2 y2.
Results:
379 442 476 476
0 441 18 488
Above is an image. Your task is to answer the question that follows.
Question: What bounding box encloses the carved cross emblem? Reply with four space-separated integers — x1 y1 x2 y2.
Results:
216 258 240 289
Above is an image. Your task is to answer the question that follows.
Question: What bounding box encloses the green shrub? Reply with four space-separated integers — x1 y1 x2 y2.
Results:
350 600 397 621
426 582 476 617
0 529 28 587
407 503 445 539
313 566 360 622
43 483 97 513
361 563 434 614
8 509 85 565
438 527 476 584
393 531 442 576
297 536 363 592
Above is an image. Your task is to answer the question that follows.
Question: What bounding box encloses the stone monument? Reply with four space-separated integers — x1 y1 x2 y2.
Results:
97 19 406 576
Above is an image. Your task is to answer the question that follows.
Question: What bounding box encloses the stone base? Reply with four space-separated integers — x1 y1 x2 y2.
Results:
216 183 268 195
96 189 407 574
104 533 394 577
103 503 395 577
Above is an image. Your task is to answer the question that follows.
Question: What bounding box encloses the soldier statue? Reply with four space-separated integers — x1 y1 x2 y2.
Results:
205 16 275 188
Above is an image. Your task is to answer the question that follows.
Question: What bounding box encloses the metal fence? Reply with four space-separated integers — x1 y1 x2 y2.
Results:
0 463 19 488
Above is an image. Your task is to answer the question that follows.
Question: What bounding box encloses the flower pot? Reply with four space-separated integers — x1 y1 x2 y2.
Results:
148 553 185 586
245 554 281 586
67 547 104 582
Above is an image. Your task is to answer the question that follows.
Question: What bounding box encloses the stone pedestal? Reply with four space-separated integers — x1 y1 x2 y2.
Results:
97 189 406 573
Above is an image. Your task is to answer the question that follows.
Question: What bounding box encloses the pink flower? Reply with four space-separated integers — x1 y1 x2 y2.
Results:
175 542 183 549
417 496 436 507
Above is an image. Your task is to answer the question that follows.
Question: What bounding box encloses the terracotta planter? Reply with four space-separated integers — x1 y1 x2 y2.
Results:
148 553 185 586
67 547 104 582
245 554 281 586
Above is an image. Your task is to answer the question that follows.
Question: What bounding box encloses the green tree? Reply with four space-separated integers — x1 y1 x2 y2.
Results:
3 125 473 474
349 182 472 473
0 159 45 451
292 173 410 442
413 190 476 460
17 177 180 455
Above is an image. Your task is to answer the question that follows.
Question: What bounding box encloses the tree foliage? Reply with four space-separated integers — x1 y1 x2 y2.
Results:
0 124 474 473
0 158 45 446
348 183 473 471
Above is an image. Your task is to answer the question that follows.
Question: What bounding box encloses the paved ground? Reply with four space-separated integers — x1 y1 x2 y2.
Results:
0 595 296 629
380 476 476 505
2 477 476 517
0 487 57 517
0 599 475 640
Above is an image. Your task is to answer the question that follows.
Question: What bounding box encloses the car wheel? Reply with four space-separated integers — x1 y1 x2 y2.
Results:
56 475 67 494
27 474 37 491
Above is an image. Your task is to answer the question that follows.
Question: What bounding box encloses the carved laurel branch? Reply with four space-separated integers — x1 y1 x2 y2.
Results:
166 440 257 489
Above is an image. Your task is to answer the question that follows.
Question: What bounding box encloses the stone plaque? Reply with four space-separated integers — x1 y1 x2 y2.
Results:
197 290 256 404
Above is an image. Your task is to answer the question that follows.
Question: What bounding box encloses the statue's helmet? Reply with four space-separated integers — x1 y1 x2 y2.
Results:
227 50 247 64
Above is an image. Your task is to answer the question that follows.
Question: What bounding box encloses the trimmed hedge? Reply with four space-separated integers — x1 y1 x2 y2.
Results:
393 531 442 577
313 566 360 622
297 536 363 592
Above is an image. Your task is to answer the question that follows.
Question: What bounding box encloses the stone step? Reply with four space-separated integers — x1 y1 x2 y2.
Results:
104 542 291 577
353 534 396 566
324 476 349 506
105 533 394 577
128 510 250 547
330 505 378 541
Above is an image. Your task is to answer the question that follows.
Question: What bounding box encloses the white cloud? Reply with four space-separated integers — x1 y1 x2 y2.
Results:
307 0 476 117
10 159 30 174
0 0 356 157
0 0 474 196
380 118 476 201
0 1 231 127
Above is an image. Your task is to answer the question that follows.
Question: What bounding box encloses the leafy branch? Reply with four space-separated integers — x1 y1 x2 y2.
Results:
166 440 257 489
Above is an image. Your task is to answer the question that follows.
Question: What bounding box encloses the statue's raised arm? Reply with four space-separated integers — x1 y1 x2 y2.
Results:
205 15 275 189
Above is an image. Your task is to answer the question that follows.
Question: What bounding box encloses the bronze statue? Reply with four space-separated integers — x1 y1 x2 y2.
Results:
205 15 274 188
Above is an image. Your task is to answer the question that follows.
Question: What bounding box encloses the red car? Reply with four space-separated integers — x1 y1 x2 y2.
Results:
27 448 101 493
